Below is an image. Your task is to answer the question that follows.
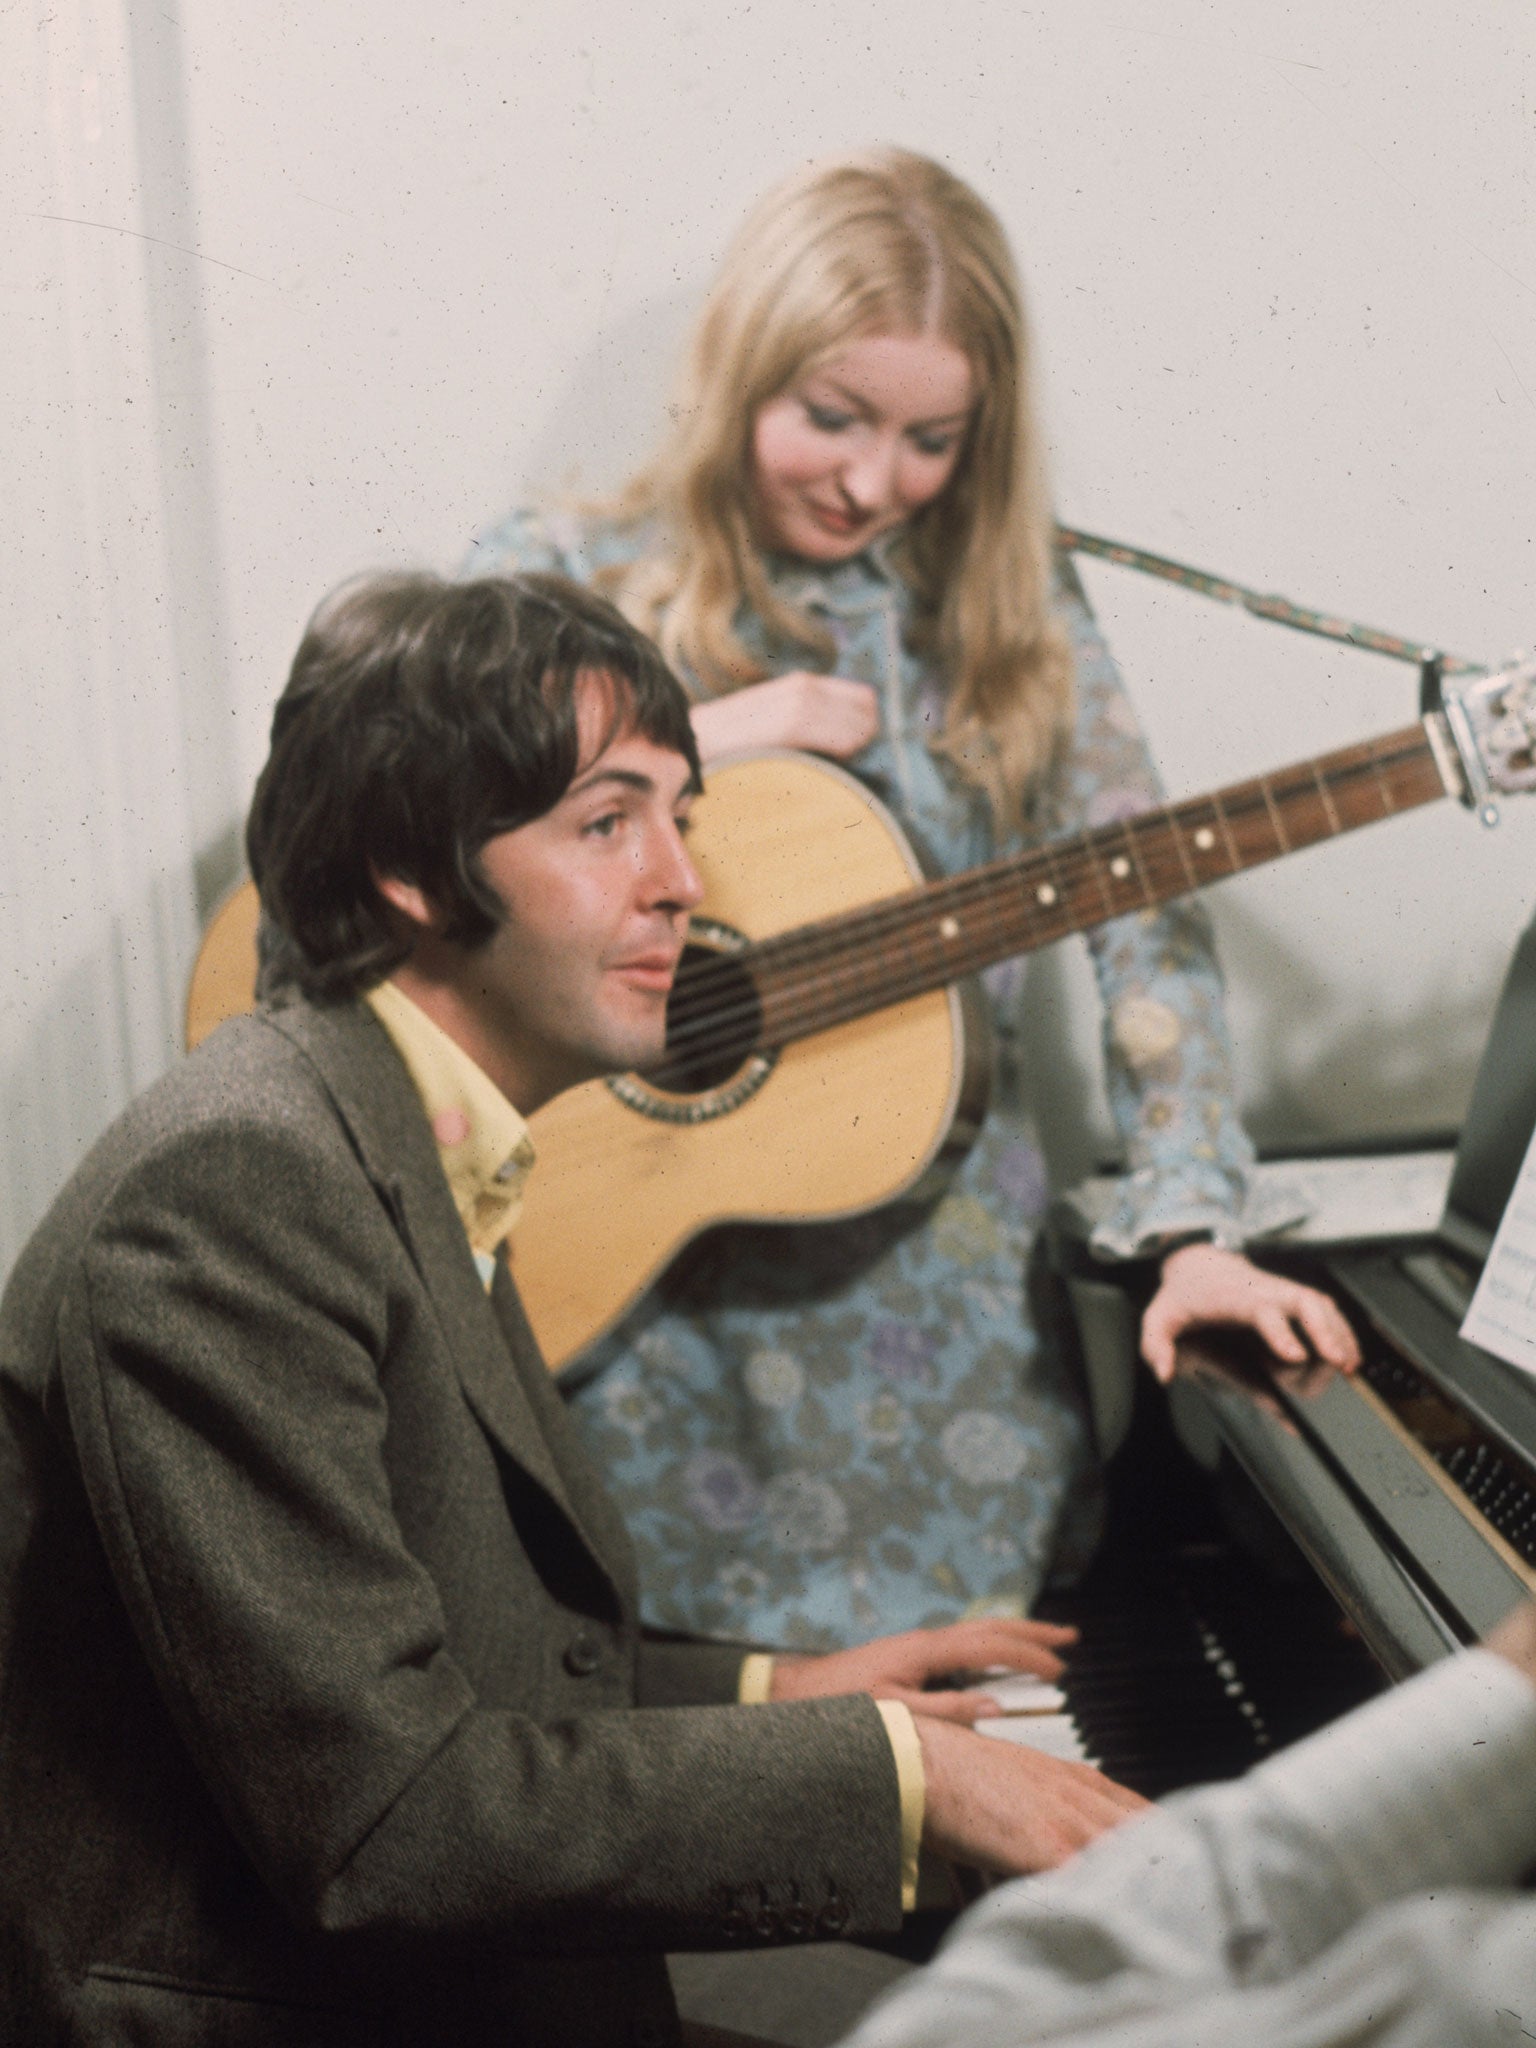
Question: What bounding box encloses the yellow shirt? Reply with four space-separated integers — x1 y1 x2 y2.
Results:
366 980 536 1288
365 978 923 1909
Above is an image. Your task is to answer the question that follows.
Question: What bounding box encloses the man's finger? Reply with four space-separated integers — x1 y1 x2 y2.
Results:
950 1617 1077 1659
905 1617 1077 1675
883 1686 1003 1724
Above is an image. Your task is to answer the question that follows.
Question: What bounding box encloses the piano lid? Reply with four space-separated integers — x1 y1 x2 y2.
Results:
1439 906 1536 1268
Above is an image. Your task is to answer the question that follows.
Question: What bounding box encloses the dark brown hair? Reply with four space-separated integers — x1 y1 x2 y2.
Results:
247 570 700 1001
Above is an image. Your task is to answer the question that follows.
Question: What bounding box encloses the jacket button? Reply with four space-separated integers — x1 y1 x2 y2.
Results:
563 1630 603 1677
717 1906 750 1941
752 1904 782 1941
782 1904 813 1940
816 1899 850 1937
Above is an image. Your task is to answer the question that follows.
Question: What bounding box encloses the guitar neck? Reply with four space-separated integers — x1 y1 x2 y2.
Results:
664 720 1453 1063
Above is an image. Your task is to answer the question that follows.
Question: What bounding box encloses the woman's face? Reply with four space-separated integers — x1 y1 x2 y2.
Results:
748 330 976 564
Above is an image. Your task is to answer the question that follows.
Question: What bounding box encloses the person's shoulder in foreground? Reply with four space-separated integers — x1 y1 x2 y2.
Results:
842 1602 1536 2048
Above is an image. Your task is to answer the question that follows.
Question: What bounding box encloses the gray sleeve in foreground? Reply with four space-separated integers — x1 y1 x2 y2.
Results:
844 1650 1536 2048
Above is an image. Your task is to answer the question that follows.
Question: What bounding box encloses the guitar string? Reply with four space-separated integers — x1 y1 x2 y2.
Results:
662 721 1428 1043
660 747 1374 1040
662 730 1432 1020
773 731 1443 1046
669 734 1423 1033
658 733 1436 1062
652 730 1437 1074
663 788 1429 1088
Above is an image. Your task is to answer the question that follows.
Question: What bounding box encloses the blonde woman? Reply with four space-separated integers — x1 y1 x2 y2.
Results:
470 148 1355 1651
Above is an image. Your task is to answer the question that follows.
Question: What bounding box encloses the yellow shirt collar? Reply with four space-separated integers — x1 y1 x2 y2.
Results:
365 980 536 1274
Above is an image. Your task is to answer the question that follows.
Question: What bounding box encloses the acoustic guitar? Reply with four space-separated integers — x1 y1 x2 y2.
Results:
187 656 1536 1370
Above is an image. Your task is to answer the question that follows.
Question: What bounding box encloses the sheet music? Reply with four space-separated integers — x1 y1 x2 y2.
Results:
1253 1151 1455 1244
1461 1123 1536 1375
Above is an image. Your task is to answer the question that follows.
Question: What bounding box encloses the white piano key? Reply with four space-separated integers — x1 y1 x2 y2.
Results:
974 1710 1094 1764
977 1672 1067 1714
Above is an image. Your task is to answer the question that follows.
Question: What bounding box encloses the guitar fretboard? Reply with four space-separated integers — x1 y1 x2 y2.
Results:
662 721 1452 1067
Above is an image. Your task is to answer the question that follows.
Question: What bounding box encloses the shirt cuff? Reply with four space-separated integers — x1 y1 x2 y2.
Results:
875 1700 926 1913
1252 1647 1536 1901
737 1652 775 1704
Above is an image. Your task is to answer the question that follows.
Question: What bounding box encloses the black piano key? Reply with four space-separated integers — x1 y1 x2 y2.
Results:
1360 1347 1536 1569
1022 1546 1383 1800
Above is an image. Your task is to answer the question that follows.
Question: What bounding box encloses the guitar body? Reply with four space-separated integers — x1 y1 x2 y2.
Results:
186 879 262 1051
183 752 988 1372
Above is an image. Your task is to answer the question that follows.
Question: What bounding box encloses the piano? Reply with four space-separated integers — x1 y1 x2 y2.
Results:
987 907 1536 1791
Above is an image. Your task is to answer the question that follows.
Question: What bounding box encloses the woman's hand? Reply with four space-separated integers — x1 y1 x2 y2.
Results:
1140 1242 1360 1387
690 672 881 764
768 1616 1078 1724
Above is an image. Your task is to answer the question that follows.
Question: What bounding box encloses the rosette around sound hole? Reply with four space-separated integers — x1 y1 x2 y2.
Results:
604 918 777 1125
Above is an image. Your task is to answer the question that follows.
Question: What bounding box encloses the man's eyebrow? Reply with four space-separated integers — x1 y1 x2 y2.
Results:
569 767 654 795
566 764 699 802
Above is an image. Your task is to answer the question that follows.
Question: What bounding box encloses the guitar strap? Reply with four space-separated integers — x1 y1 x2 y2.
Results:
1056 525 1477 677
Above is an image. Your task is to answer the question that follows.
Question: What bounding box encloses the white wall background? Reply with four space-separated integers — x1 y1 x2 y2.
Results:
4 0 1534 1269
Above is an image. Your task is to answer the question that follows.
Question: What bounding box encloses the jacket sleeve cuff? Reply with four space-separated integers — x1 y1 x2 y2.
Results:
737 1668 918 1908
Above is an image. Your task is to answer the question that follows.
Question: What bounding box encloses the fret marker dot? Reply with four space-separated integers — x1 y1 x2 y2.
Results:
938 916 960 941
1036 883 1057 906
1193 827 1216 852
1109 856 1131 880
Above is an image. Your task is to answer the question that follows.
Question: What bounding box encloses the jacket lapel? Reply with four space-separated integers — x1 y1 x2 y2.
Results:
487 1258 638 1604
261 1000 630 1604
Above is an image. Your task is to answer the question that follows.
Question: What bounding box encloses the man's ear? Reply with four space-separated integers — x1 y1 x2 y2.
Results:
373 870 440 933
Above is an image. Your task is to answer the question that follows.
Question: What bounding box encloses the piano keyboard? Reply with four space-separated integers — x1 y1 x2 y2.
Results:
1359 1348 1536 1579
1123 1237 1536 1688
976 1550 1383 1799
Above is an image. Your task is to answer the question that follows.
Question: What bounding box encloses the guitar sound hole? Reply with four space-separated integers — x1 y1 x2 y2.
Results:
646 942 764 1095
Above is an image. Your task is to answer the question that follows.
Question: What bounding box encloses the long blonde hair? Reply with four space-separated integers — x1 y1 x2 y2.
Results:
605 147 1073 829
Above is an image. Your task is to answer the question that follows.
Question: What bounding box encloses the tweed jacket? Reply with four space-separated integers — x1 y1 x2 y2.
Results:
0 998 901 2048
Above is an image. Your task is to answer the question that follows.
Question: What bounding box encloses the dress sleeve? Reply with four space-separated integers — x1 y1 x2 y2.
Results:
1041 556 1256 1257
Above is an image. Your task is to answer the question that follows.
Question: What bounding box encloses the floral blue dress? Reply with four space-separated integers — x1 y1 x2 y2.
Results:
468 509 1255 1650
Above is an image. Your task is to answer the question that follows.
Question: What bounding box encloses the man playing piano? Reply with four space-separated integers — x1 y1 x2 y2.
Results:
0 569 1153 2048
